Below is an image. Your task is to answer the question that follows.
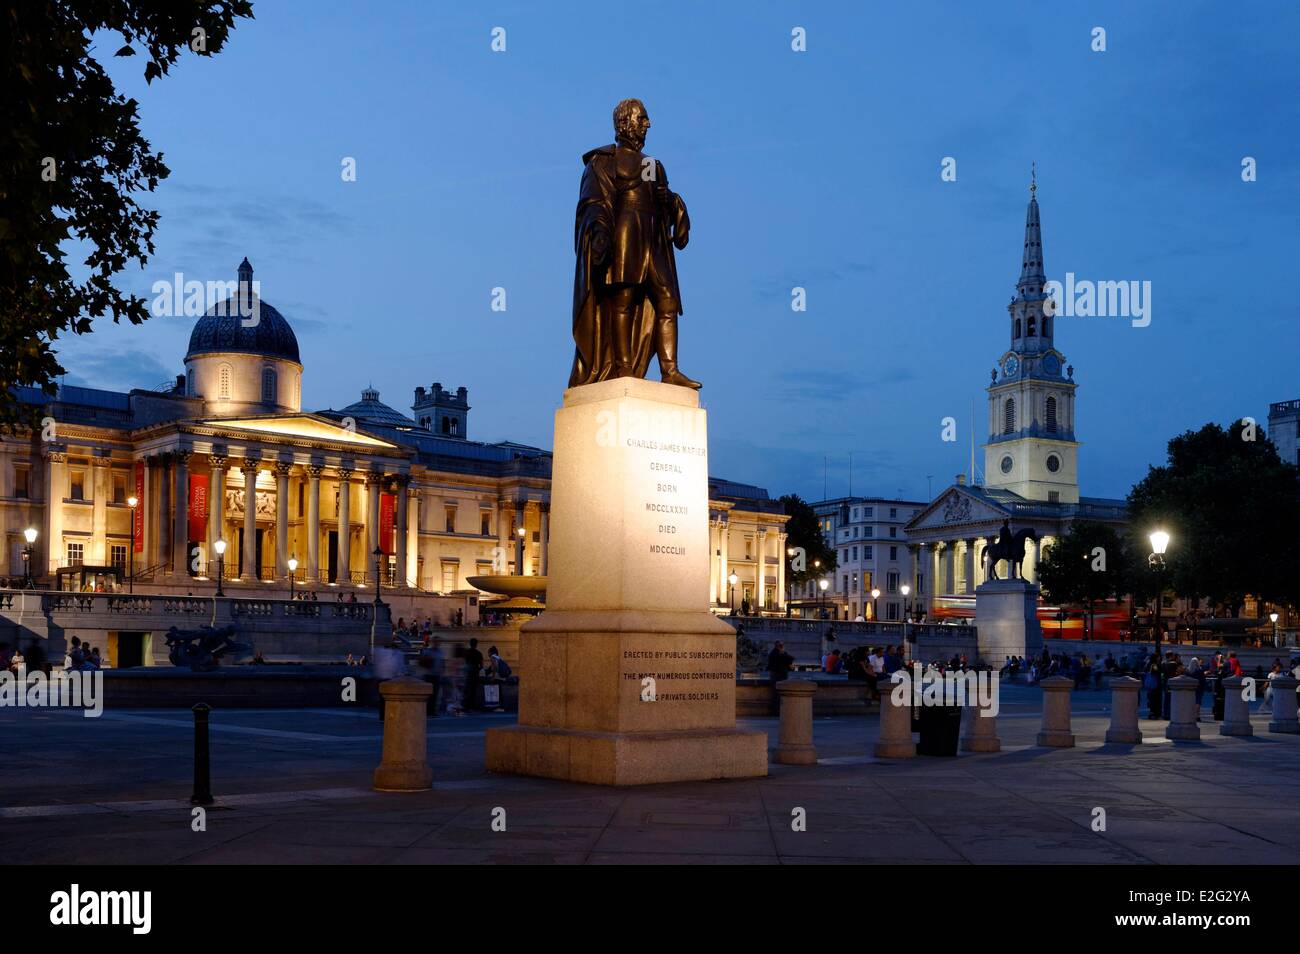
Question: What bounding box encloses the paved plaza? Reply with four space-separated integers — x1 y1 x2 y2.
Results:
3 684 1299 865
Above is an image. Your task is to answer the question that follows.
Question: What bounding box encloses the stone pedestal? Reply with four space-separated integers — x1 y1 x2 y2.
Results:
1267 675 1300 734
373 677 433 792
959 694 1001 752
1219 675 1253 736
1165 674 1201 741
974 579 1043 664
1036 675 1075 747
874 681 916 758
485 379 767 785
773 679 817 765
1105 675 1143 744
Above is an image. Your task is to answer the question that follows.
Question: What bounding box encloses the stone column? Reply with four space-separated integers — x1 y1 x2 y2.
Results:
90 455 110 564
208 453 227 563
239 457 258 581
394 475 409 587
960 692 1001 752
776 530 787 612
974 537 987 587
406 486 420 587
275 461 291 579
539 504 550 577
149 454 165 569
1036 675 1075 747
306 464 322 583
929 543 941 607
908 544 920 606
336 467 352 582
1024 536 1041 584
755 528 767 610
874 679 916 758
515 501 526 575
718 516 729 604
708 517 719 605
963 538 976 595
365 471 382 563
1105 675 1143 743
1267 675 1299 734
372 676 433 791
944 542 956 596
1165 675 1201 741
1219 675 1253 736
43 448 67 576
496 500 509 571
774 680 817 764
172 449 191 577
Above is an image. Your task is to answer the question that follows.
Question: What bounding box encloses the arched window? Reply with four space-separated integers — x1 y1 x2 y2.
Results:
441 416 451 435
262 367 277 403
1003 397 1016 435
449 418 458 436
1014 319 1021 338
1027 315 1036 336
218 364 232 400
1046 396 1058 433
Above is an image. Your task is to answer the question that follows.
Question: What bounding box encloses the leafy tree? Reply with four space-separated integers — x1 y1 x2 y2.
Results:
1 0 254 433
1126 420 1300 617
779 493 837 588
1036 521 1130 639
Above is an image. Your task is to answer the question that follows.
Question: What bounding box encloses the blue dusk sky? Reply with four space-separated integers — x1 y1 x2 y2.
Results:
59 0 1299 504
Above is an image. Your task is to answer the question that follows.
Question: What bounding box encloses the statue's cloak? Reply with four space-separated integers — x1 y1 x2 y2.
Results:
568 144 689 389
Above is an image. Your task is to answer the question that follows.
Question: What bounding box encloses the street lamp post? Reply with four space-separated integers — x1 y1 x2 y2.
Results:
373 546 384 605
22 527 37 589
516 526 527 577
288 557 298 600
1148 529 1170 664
818 576 829 619
127 495 138 592
1270 611 1280 648
900 583 911 643
728 571 738 614
870 587 880 622
213 539 226 598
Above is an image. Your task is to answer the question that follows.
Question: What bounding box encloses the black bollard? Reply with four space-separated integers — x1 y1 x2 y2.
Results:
191 702 214 806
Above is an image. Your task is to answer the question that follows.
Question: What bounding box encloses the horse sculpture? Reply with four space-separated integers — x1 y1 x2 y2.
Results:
983 522 1039 581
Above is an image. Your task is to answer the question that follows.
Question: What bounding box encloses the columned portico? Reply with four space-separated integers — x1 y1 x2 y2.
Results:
240 457 259 581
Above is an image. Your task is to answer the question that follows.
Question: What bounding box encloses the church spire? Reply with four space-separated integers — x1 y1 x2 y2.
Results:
1017 166 1044 295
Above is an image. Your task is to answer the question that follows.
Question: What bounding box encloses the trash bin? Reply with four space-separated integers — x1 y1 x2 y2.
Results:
916 704 962 756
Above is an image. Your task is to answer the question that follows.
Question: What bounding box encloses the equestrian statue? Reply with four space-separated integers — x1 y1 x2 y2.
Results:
983 520 1039 581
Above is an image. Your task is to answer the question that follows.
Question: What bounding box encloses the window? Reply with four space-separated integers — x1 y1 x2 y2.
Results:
887 602 899 621
69 469 85 501
112 472 127 503
441 561 457 593
444 505 457 533
889 526 897 538
890 546 898 561
13 465 29 499
1048 491 1060 503
480 511 491 536
1046 396 1058 433
864 526 874 538
851 573 858 593
887 571 899 593
441 416 450 434
889 507 897 519
863 507 873 519
1027 315 1036 336
1046 454 1061 473
840 548 847 564
1014 318 1021 338
1004 398 1016 435
261 367 277 403
864 546 873 560
110 544 127 570
219 364 232 400
186 372 195 396
852 507 858 520
851 546 857 561
66 542 84 566
841 575 848 593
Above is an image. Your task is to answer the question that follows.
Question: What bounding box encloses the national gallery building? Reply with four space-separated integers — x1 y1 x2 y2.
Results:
0 259 788 616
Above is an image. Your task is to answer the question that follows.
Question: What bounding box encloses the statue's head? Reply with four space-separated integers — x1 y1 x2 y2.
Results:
613 98 651 148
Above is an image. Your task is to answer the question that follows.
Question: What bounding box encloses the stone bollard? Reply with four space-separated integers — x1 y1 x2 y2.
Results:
1165 675 1201 741
1105 676 1143 744
773 679 818 765
1219 675 1253 736
1267 675 1300 734
874 677 916 758
1036 675 1075 747
959 693 1000 753
373 677 433 792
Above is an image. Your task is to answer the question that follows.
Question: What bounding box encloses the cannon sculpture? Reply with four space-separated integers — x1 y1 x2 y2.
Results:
164 624 251 672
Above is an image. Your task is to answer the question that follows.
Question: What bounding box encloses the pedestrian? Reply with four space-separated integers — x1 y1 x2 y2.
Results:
1144 663 1162 719
462 638 484 710
767 641 794 682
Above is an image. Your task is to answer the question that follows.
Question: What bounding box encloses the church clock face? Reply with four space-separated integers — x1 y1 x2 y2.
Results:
1000 455 1013 474
1046 453 1061 473
1043 353 1061 376
1003 354 1019 377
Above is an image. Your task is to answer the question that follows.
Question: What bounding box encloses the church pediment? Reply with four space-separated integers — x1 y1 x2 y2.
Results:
906 486 1011 534
195 414 399 449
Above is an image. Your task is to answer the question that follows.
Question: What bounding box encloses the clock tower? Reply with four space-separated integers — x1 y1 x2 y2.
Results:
982 172 1080 503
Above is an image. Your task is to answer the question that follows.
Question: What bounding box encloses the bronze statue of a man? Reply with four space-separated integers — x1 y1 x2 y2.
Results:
568 99 700 390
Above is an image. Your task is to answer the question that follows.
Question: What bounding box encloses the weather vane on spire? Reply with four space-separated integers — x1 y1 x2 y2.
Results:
1030 161 1037 197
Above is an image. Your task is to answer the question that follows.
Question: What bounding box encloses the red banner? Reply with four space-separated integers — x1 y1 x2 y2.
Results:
133 462 145 553
380 492 396 554
188 473 209 543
